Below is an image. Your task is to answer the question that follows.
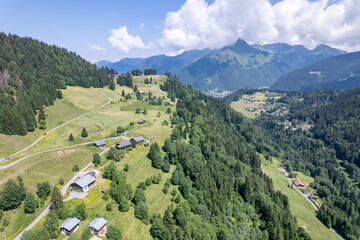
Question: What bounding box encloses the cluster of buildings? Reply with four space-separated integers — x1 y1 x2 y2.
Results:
116 136 148 150
292 179 320 201
60 217 108 237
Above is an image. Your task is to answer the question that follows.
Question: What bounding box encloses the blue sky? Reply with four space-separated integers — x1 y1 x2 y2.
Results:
1 0 359 63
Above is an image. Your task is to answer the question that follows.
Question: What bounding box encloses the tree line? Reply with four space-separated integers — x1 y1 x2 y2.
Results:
0 33 113 135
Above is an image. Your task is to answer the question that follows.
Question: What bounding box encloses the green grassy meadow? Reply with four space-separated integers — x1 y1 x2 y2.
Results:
0 75 178 239
261 157 339 240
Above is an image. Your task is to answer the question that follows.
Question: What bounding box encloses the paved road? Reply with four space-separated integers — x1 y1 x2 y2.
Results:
278 168 344 240
0 136 125 170
0 89 111 164
14 147 110 240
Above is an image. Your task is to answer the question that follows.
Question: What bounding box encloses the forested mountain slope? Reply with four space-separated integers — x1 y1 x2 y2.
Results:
179 39 291 93
254 88 360 239
270 51 360 91
147 73 311 240
253 43 346 70
0 33 113 135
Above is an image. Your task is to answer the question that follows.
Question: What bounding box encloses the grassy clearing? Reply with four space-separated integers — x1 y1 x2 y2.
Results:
294 171 314 186
261 157 339 240
1 76 177 239
229 91 284 119
0 146 100 239
0 87 108 157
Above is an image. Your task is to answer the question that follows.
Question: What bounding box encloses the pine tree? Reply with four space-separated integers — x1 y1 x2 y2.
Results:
109 80 115 90
44 212 59 238
68 133 74 141
134 85 138 92
81 128 88 138
124 163 129 172
24 192 36 214
122 89 125 97
93 153 101 166
119 196 130 212
38 108 46 123
50 187 63 211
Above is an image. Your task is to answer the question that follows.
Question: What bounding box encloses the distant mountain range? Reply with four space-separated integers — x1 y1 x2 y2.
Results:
179 39 291 92
97 39 346 94
270 51 360 91
97 48 215 76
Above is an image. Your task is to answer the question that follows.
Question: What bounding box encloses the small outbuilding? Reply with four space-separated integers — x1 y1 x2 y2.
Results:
308 193 319 201
88 218 108 236
60 218 80 235
116 140 132 150
138 119 146 125
293 179 305 188
139 91 145 95
94 140 106 148
70 174 96 192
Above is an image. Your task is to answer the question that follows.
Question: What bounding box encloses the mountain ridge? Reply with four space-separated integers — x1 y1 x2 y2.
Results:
270 51 360 91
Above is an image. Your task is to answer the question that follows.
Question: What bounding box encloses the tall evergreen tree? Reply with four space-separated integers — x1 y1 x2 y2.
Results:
81 128 88 138
24 192 37 214
50 187 63 211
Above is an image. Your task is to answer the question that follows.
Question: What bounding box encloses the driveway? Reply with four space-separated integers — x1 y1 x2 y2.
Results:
63 191 89 201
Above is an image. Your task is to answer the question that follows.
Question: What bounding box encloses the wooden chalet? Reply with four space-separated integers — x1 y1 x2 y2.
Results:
138 119 146 124
116 140 132 150
94 140 106 148
60 218 80 235
293 179 305 188
70 174 96 192
88 218 107 236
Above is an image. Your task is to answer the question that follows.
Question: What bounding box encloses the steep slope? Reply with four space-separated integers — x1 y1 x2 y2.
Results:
0 33 113 135
178 39 291 93
270 51 360 91
253 43 346 70
97 48 215 75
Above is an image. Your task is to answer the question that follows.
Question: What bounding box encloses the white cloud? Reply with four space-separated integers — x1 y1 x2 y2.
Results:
160 0 360 52
108 26 152 54
87 43 107 55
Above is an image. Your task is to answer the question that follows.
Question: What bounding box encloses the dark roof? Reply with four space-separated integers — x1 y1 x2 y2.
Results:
73 174 96 189
88 218 107 231
116 140 132 149
131 136 145 143
60 218 80 231
94 140 106 147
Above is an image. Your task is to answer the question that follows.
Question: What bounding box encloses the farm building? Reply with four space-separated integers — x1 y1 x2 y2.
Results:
59 218 80 235
88 218 108 236
131 136 145 145
116 140 132 150
139 91 145 95
138 119 146 124
70 174 96 192
94 140 106 148
302 188 308 194
308 193 319 201
293 179 305 188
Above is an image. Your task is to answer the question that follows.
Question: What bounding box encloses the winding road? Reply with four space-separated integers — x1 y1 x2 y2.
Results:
13 147 110 240
0 136 124 170
278 168 344 240
0 88 111 164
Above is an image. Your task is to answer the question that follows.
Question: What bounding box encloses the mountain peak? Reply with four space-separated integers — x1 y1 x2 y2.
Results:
311 44 347 55
226 39 262 54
